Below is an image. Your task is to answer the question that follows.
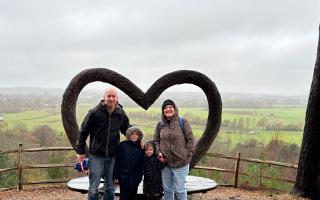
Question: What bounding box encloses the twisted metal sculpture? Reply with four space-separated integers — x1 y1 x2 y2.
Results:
61 68 222 169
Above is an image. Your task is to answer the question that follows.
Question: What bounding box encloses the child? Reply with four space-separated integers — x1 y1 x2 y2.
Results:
114 126 144 200
143 141 164 200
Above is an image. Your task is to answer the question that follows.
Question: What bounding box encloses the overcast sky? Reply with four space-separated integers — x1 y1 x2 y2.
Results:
0 1 319 95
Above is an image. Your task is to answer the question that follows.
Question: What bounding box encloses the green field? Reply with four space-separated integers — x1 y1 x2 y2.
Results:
222 107 305 124
1 105 305 190
1 105 306 147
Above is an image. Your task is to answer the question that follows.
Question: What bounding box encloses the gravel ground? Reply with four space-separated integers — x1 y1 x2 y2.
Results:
0 184 310 200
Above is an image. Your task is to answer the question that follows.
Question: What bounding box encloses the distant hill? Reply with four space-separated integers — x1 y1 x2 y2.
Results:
0 87 63 95
0 87 307 112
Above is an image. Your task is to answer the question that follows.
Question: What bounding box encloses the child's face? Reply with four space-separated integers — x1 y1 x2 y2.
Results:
145 146 154 157
129 131 139 142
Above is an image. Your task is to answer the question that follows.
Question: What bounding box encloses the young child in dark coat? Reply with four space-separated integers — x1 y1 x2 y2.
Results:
143 141 164 200
114 126 144 200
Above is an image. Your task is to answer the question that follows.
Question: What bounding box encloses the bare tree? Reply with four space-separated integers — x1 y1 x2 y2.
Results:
34 125 56 147
13 121 28 143
292 25 320 199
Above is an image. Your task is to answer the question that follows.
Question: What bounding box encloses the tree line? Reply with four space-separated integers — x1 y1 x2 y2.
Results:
0 121 301 190
0 89 307 113
221 117 303 132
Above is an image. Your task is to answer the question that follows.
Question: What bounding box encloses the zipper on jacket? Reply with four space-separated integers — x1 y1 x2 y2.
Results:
106 112 112 157
92 135 96 151
168 122 176 166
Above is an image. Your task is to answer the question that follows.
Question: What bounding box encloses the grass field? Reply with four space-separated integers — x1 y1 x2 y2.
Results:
222 107 305 124
1 105 305 190
1 105 306 147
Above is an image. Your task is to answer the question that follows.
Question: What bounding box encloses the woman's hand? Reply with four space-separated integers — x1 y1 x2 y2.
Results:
158 153 166 163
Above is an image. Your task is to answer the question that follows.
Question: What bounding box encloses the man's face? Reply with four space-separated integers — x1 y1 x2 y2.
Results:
104 89 118 108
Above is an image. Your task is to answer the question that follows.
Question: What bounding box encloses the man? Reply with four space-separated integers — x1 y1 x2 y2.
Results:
75 87 130 200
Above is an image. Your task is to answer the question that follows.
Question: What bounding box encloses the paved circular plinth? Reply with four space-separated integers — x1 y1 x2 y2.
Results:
67 175 217 195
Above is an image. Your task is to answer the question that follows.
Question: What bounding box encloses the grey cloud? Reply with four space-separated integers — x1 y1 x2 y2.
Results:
0 0 319 95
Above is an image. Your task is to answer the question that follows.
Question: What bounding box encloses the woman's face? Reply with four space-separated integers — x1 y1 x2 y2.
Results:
163 105 175 118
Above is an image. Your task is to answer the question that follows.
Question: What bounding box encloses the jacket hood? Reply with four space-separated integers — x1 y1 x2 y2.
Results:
144 140 156 151
126 126 144 141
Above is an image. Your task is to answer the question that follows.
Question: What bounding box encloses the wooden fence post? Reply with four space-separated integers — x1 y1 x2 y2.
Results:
234 152 241 188
259 162 262 187
17 144 23 190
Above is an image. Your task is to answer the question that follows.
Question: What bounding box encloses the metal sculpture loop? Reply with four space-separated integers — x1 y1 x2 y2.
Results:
61 68 222 169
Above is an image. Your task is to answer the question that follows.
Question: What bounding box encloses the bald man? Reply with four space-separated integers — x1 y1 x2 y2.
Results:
75 87 130 200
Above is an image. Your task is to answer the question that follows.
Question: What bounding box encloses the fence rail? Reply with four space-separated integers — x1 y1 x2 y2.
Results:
0 144 298 190
194 152 298 187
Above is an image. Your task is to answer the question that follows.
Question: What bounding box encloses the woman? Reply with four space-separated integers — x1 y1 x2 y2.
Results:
153 99 195 200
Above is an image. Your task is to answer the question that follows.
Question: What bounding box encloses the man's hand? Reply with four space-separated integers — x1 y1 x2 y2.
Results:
77 154 85 162
82 169 89 175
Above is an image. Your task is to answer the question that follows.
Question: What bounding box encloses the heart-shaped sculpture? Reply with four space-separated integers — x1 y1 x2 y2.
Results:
61 68 222 169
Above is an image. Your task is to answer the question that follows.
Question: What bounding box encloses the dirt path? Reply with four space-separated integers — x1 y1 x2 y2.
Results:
0 185 310 200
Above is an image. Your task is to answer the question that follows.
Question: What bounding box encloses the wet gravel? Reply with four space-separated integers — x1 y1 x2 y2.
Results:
0 185 310 200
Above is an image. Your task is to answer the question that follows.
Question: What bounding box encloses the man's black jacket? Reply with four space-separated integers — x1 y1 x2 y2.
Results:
75 101 129 157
